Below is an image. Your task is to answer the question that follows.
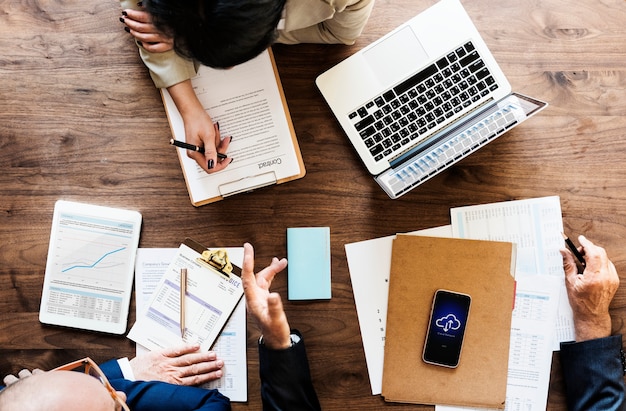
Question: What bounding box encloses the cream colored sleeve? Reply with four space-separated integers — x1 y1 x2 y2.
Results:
119 0 198 89
276 0 375 45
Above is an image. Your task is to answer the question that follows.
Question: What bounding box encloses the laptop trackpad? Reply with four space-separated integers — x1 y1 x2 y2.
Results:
363 26 429 87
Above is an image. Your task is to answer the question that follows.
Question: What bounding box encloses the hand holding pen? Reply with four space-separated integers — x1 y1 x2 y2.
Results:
170 139 227 159
165 80 233 174
560 235 619 341
175 118 233 173
562 232 586 269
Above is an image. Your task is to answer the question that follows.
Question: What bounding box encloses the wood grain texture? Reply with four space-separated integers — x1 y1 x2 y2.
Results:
2 0 626 409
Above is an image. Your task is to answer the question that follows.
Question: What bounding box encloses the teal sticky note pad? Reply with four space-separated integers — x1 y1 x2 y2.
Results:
287 227 331 300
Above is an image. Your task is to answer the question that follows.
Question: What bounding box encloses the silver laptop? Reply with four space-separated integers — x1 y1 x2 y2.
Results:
316 0 547 199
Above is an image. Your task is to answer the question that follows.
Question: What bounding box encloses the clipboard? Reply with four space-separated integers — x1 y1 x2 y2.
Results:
162 48 306 206
128 238 244 351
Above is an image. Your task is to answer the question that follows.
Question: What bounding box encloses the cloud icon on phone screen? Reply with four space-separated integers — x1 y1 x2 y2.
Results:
435 314 461 332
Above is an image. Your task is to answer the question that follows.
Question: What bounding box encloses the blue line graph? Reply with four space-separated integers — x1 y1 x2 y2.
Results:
61 247 126 272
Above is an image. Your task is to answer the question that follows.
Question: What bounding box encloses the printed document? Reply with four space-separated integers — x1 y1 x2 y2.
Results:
133 248 247 401
162 49 305 206
345 226 452 395
347 196 571 407
128 242 243 352
436 275 560 411
347 225 560 410
450 195 575 347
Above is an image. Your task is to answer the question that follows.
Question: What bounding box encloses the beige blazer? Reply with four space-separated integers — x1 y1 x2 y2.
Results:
120 0 375 88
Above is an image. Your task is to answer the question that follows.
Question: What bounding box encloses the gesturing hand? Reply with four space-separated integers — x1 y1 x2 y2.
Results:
241 243 292 350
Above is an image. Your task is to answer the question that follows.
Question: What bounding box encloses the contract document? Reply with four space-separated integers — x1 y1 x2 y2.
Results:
162 48 305 206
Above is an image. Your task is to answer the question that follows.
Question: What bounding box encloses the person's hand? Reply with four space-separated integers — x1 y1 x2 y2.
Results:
167 80 233 174
561 235 619 342
129 344 225 385
182 110 232 173
120 8 174 53
3 368 44 386
241 243 292 350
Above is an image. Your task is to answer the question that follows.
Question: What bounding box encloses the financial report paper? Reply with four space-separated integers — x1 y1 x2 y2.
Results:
133 247 247 401
39 200 141 334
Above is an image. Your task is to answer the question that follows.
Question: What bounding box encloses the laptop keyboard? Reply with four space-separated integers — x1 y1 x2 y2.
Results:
349 41 499 163
376 98 525 198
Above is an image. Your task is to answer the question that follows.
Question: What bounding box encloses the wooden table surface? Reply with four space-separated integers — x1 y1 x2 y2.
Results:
1 0 626 409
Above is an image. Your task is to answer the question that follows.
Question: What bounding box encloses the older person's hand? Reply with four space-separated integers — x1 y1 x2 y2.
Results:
3 344 224 388
3 368 45 386
561 235 619 342
130 344 224 385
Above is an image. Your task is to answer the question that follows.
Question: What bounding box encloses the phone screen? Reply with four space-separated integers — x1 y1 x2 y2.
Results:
422 289 471 368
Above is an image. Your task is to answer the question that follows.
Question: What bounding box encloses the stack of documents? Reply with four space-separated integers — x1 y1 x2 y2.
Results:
132 242 248 402
382 235 516 408
346 196 570 410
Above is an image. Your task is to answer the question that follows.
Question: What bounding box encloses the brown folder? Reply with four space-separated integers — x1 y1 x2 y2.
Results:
382 235 516 408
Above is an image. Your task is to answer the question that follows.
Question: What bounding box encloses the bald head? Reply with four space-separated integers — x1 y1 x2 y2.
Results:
0 371 124 411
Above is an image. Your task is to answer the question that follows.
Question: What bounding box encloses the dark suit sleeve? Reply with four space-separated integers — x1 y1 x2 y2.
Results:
258 330 321 411
99 359 125 380
100 359 231 411
560 335 626 411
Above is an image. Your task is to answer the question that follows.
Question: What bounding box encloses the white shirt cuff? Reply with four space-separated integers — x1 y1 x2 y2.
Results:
117 357 135 381
259 333 301 347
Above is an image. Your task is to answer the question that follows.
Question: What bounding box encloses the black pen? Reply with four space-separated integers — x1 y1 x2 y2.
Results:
170 139 227 159
561 232 586 268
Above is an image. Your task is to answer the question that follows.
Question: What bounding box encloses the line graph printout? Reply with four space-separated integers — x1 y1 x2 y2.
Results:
40 200 142 334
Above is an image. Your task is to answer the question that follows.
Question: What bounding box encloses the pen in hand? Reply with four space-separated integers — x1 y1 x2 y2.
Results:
180 268 187 338
169 139 227 159
562 232 586 269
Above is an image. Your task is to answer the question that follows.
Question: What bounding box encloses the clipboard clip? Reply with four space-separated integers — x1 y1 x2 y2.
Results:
218 171 278 198
197 249 233 278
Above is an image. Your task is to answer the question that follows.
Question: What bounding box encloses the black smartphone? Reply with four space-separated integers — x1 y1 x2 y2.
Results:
422 289 471 368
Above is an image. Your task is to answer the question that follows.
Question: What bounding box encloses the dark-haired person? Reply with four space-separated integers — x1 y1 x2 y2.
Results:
559 235 626 411
118 0 374 174
0 243 321 411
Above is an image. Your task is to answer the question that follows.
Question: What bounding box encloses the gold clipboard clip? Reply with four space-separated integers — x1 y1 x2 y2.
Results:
196 248 233 278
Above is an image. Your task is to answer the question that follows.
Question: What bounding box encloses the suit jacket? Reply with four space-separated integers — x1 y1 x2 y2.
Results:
100 360 232 411
258 331 321 411
100 330 320 411
119 0 374 88
560 334 626 411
